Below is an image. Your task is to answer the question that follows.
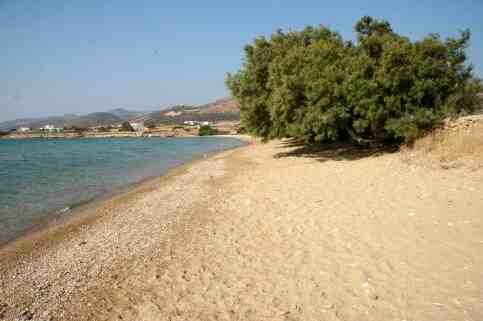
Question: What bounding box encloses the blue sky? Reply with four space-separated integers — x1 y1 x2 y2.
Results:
1 0 482 122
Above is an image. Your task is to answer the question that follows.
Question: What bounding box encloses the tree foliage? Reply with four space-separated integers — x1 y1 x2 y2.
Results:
198 125 219 136
120 121 135 132
226 16 481 145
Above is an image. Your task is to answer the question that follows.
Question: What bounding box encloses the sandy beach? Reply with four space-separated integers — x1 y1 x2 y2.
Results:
1 137 482 321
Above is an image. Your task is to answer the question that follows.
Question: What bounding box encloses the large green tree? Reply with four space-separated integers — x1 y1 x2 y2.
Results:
226 16 481 145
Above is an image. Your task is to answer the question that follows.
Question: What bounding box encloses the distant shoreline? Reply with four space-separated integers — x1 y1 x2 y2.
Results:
1 133 244 140
0 131 192 139
1 128 240 140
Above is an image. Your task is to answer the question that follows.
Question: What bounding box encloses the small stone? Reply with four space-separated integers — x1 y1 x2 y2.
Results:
0 302 8 319
20 308 33 320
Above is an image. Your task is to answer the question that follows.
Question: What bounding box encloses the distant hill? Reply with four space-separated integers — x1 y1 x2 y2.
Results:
139 98 240 125
197 98 240 114
0 109 148 130
0 99 240 130
64 112 123 128
0 118 43 131
0 115 79 130
107 108 147 120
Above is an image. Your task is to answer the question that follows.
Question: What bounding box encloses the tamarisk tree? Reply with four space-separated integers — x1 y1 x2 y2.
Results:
226 16 481 145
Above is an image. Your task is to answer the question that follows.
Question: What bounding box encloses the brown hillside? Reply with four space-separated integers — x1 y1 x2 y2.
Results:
137 98 240 125
197 98 239 114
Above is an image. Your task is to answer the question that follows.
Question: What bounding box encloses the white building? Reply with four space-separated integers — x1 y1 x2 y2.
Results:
129 122 145 132
183 120 211 126
40 125 62 132
18 127 30 132
41 124 54 131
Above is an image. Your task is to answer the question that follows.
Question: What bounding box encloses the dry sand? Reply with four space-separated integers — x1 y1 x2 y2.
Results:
1 138 482 321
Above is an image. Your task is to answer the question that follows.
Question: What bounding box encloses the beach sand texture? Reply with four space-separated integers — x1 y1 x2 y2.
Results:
1 138 482 321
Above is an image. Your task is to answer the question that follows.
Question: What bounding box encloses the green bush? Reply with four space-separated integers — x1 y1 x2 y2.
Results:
198 125 218 136
120 121 135 132
226 16 481 145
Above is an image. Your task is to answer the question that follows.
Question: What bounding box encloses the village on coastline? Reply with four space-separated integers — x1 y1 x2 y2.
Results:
0 98 241 139
2 120 240 139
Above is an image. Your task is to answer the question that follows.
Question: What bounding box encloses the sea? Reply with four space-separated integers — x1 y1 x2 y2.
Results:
0 137 243 244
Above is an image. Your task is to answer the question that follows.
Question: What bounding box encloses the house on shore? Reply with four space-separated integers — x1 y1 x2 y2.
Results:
129 122 145 132
17 127 31 132
40 125 63 132
183 120 211 127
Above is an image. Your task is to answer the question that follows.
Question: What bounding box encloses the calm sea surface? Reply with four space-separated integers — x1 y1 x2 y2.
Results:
0 137 243 244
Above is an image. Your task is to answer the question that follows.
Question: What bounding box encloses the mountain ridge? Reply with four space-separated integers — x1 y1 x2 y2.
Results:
0 98 240 130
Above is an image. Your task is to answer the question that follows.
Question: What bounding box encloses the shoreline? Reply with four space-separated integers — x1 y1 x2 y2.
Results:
0 133 238 140
1 137 482 321
0 135 251 253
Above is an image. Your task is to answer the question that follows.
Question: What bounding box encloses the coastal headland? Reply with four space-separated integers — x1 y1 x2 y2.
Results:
1 135 482 321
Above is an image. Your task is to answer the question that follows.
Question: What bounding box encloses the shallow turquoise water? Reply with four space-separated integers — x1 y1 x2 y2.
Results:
0 137 243 244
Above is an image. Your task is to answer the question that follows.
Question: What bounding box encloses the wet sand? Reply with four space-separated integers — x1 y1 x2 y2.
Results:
1 137 482 321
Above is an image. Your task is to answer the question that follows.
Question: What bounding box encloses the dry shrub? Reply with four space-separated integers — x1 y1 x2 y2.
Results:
403 116 483 168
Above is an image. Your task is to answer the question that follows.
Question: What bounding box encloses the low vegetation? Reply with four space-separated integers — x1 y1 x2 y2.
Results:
407 116 483 163
120 121 135 132
227 16 482 146
198 125 219 136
